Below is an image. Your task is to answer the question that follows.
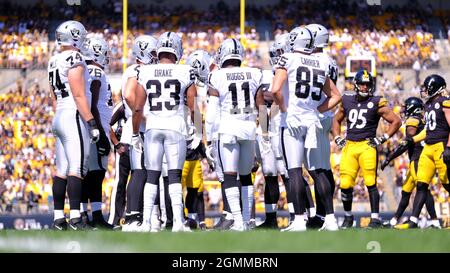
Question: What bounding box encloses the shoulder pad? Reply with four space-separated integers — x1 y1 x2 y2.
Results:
442 100 450 108
378 97 388 108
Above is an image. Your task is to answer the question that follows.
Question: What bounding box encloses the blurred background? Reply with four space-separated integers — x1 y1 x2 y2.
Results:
1 0 450 229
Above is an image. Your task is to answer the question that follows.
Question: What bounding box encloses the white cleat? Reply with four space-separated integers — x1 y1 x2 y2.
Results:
122 220 143 232
281 219 306 232
319 217 339 231
230 221 247 231
139 222 151 232
172 223 192 232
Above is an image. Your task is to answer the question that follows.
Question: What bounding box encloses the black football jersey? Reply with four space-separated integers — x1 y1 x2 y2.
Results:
342 94 387 141
405 116 425 162
424 96 450 145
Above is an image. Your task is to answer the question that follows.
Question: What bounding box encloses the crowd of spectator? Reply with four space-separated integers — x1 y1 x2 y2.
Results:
0 0 446 71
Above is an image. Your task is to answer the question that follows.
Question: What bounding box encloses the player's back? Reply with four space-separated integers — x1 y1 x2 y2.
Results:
209 66 262 140
137 63 194 135
276 52 330 120
48 50 91 111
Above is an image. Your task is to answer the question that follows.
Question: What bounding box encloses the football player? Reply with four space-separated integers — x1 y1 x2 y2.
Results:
272 26 341 231
80 37 113 229
48 20 100 230
395 75 450 229
380 97 440 228
183 50 211 230
304 23 339 230
255 33 292 229
119 35 158 232
207 38 264 231
132 32 196 232
332 69 401 229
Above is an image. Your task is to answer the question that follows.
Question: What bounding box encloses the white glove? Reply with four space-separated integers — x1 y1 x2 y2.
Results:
131 133 144 153
87 119 100 143
187 126 202 150
205 143 216 170
334 135 346 149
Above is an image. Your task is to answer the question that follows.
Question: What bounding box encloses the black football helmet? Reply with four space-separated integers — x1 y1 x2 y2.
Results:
420 74 446 100
403 96 424 118
354 69 374 97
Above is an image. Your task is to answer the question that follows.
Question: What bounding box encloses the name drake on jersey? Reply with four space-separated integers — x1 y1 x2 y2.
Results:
226 72 253 81
154 69 173 77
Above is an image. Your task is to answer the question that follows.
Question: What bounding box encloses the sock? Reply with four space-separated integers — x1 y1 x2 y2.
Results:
142 182 158 225
264 176 280 213
151 205 161 227
390 218 398 226
188 213 198 221
304 180 315 212
411 182 428 218
196 191 205 222
240 174 254 223
371 213 379 219
367 185 380 214
80 203 89 213
70 209 80 219
345 211 353 217
169 183 184 226
425 189 437 219
126 169 147 213
225 187 243 224
287 168 306 214
394 190 412 219
91 202 102 212
163 176 173 225
54 210 65 221
52 176 67 220
409 216 418 223
185 187 197 215
221 182 231 214
325 214 335 222
67 176 82 213
341 188 353 213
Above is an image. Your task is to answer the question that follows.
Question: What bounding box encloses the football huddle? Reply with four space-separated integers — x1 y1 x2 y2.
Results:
47 19 450 234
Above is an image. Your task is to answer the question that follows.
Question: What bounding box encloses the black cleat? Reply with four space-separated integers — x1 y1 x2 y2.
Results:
92 211 114 230
199 222 207 231
186 218 198 230
256 218 278 229
367 218 383 229
69 217 87 231
81 212 94 229
306 216 325 229
341 215 354 229
214 215 234 230
53 218 68 231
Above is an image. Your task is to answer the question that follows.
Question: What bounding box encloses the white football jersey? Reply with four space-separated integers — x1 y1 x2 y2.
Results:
209 67 262 140
312 52 338 119
137 63 194 135
275 52 330 124
87 64 113 134
48 50 91 111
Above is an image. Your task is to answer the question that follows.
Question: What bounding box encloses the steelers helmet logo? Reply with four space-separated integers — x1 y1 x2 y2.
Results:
435 102 440 109
367 102 374 109
138 41 148 51
70 28 81 40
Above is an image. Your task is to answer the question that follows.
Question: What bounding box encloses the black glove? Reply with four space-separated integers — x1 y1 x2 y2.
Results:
367 134 389 148
380 159 390 171
96 130 111 156
402 135 414 147
114 142 129 155
334 136 346 149
443 146 450 165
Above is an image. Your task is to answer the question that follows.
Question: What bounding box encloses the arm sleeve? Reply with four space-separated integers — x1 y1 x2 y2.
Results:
413 128 426 143
205 95 220 142
109 101 125 126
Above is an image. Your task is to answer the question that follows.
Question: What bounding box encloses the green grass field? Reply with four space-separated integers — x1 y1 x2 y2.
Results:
1 229 450 253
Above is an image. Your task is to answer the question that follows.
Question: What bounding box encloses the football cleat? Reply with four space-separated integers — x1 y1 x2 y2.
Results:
319 216 339 231
199 222 207 231
247 219 256 230
428 220 441 229
394 220 418 230
214 215 234 230
186 218 198 230
306 216 325 229
230 221 247 232
172 222 192 232
69 217 87 231
92 211 114 230
256 218 278 229
366 218 383 229
340 215 354 229
122 214 143 232
53 218 68 231
280 218 306 232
